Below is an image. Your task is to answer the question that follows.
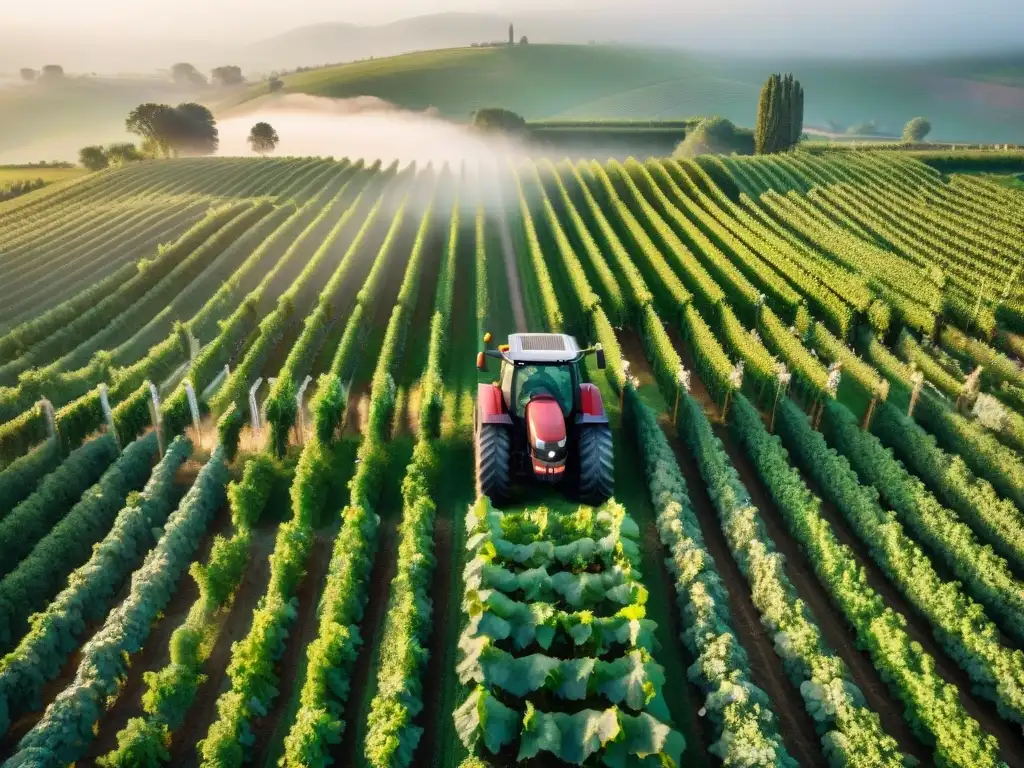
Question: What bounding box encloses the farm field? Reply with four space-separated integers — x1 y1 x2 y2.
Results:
1 148 1024 768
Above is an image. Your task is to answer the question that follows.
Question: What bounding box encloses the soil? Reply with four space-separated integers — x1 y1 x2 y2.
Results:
662 428 830 767
80 502 234 762
712 429 931 764
343 383 372 437
248 528 337 767
167 526 279 767
664 329 933 763
492 185 527 333
415 514 454 766
332 512 399 766
793 458 1024 766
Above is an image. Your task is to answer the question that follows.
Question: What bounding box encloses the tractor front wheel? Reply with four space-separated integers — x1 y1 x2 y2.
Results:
477 423 511 502
578 424 614 504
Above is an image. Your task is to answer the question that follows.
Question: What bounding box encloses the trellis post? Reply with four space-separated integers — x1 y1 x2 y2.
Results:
184 379 202 448
148 383 164 457
98 383 120 452
249 378 264 438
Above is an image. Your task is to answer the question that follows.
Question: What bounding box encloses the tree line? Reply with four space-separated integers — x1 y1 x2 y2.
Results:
79 103 280 170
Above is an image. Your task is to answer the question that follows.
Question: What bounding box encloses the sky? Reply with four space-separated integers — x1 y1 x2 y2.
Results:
7 0 1024 42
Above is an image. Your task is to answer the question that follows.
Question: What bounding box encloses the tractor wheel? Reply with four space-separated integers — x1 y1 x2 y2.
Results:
578 424 614 505
477 423 511 502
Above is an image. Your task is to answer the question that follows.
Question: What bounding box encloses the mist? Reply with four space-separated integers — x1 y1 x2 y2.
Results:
3 2 1023 74
218 95 527 168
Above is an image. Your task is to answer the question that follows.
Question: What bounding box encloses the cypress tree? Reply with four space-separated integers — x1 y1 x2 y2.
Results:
791 80 804 148
776 74 793 153
755 74 778 155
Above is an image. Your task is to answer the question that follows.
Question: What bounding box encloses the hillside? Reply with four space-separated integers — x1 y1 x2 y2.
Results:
2 43 1022 164
0 76 199 164
234 44 1024 143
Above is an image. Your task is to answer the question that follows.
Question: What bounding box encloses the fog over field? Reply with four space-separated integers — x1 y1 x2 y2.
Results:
218 95 524 167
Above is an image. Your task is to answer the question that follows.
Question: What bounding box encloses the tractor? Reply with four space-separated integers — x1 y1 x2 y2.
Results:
475 333 614 505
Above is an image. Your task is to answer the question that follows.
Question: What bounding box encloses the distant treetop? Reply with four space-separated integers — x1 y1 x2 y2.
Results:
903 117 932 143
472 107 526 134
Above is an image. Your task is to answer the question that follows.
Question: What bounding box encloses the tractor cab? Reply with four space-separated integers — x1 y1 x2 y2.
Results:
475 333 613 504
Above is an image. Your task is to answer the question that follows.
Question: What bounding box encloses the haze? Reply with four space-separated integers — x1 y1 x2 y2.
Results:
4 0 1023 74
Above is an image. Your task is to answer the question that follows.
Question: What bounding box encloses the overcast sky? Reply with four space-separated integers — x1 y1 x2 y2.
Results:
7 0 1024 42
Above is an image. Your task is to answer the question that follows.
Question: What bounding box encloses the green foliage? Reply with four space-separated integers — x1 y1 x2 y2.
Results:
4 448 227 765
729 394 1002 767
454 498 684 765
97 718 170 767
101 450 281 767
755 74 803 154
674 117 751 158
902 117 932 143
126 102 219 157
821 400 1024 646
248 122 280 155
774 395 1024 725
0 433 120 579
190 531 250 610
79 145 109 171
472 108 527 134
624 388 796 765
0 437 190 736
0 432 159 653
0 402 48 468
0 438 60 513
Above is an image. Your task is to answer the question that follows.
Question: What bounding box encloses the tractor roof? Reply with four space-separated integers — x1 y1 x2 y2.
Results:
506 333 582 363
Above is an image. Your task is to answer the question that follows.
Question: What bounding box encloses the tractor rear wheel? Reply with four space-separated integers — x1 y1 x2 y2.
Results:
578 424 614 504
477 423 511 502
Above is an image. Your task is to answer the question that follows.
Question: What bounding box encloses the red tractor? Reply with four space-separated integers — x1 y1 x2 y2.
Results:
475 333 614 505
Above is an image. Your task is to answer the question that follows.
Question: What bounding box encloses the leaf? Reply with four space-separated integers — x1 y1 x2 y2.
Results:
453 686 518 755
552 657 597 700
594 651 662 710
603 711 685 767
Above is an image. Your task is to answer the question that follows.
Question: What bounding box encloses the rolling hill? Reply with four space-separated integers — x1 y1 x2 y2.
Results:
1 42 1021 164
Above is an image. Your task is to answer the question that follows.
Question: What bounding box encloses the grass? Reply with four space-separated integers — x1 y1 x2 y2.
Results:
0 166 87 184
224 44 1024 144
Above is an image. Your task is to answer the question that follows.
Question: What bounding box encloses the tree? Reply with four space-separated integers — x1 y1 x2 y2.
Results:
19 68 37 82
106 142 143 166
125 102 218 157
174 103 219 155
248 122 280 155
41 65 64 80
211 65 244 87
268 77 284 93
675 117 748 158
79 145 109 171
171 63 207 87
520 36 529 45
472 108 526 134
903 117 932 143
755 72 803 154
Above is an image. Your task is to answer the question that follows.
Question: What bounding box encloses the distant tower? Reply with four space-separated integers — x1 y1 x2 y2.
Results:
509 23 514 45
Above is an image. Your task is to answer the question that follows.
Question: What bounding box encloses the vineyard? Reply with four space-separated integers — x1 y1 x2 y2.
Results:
1 148 1024 768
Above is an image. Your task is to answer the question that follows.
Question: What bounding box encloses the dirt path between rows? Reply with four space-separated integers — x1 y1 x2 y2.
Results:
416 514 454 765
667 335 931 764
793 458 1024 766
493 182 527 333
332 512 399 767
169 526 279 767
80 502 234 762
621 329 822 765
248 529 338 767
